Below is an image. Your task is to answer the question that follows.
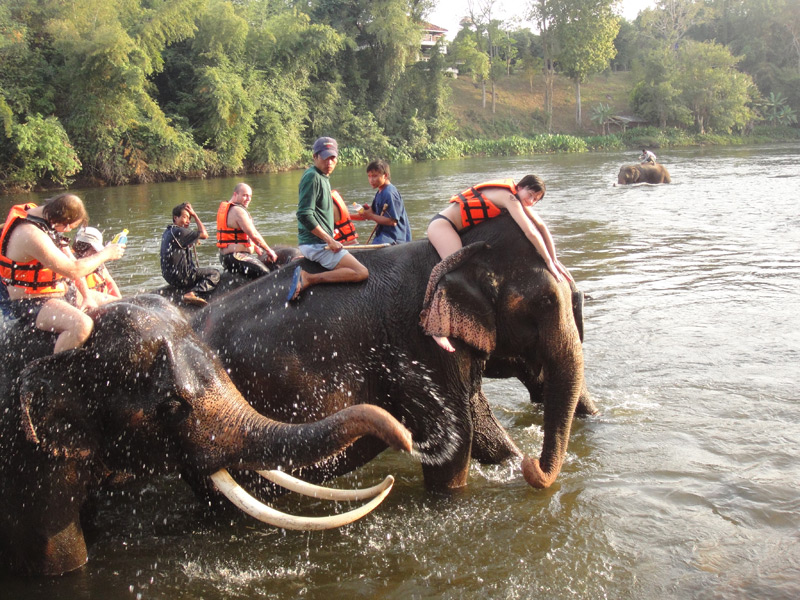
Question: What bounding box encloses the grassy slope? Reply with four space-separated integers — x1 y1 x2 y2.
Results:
447 70 635 137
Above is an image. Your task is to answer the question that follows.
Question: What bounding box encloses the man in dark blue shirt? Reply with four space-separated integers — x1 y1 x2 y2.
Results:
160 203 220 306
358 159 411 245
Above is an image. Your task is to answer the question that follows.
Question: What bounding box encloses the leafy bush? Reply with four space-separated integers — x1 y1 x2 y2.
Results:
2 114 81 190
748 125 800 141
621 126 665 149
416 137 467 160
583 134 624 150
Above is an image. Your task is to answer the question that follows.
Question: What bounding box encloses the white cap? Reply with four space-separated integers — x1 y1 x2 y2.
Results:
75 227 104 252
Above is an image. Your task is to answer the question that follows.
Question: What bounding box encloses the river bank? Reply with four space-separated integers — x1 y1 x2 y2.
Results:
12 125 797 196
5 69 798 195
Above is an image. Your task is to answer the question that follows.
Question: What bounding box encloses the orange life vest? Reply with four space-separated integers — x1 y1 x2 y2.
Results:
449 179 518 229
0 203 67 296
331 190 358 244
216 201 251 249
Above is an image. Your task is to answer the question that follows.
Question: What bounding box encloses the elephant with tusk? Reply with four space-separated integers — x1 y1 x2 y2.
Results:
0 294 412 576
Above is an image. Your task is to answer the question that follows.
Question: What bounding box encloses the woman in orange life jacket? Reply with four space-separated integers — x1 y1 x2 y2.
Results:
424 175 572 353
72 227 122 299
0 194 125 353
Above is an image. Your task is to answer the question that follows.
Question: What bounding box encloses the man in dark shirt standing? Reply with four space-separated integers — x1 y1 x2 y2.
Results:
160 202 220 306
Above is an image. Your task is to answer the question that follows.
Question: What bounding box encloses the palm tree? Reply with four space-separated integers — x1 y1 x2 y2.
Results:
591 103 614 134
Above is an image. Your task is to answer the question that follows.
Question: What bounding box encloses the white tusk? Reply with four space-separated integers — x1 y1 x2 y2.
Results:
257 469 394 501
209 469 394 530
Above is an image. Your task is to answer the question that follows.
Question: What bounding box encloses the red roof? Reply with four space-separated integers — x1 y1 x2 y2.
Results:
421 22 448 33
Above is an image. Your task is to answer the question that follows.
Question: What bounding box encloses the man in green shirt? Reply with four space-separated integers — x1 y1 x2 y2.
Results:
287 137 369 301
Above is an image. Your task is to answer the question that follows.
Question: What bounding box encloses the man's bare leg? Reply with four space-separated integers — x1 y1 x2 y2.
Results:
291 253 368 300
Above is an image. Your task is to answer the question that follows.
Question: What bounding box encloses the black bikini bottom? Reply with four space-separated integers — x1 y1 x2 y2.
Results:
429 213 459 231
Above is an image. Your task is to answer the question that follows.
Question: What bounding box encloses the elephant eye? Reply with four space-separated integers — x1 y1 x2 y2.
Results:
157 398 189 421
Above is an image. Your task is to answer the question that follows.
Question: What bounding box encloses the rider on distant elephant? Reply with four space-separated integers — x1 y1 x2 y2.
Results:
640 148 657 165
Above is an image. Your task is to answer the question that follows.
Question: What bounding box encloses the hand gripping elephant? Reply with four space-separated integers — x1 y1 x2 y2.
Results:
0 295 412 576
617 163 671 184
192 213 587 492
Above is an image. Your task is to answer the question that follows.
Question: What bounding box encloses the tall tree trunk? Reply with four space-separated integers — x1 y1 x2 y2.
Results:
543 63 554 133
492 80 496 114
482 80 486 109
540 22 555 133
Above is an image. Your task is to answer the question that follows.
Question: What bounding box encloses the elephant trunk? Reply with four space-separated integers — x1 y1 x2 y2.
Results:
203 400 412 473
521 332 584 489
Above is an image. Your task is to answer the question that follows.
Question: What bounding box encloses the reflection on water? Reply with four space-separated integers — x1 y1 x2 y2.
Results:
2 144 800 599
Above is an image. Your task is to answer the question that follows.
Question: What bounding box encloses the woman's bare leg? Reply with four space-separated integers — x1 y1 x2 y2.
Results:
36 298 94 353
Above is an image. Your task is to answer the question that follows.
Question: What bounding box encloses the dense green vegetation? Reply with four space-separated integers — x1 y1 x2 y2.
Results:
1 0 798 192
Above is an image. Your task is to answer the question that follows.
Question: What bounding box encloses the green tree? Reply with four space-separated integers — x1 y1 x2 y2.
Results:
449 33 491 100
44 0 205 183
611 18 636 71
676 40 755 133
630 46 691 127
637 0 705 47
528 0 564 132
554 0 620 126
590 102 614 134
3 114 81 190
311 0 422 120
242 6 343 168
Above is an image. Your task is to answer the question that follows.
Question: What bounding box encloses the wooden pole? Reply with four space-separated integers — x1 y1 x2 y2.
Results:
346 243 391 250
366 203 389 244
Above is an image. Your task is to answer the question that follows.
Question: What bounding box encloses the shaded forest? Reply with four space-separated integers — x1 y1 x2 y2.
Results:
1 0 798 192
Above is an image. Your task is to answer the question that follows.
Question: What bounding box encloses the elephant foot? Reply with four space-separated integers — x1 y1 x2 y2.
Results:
471 390 522 464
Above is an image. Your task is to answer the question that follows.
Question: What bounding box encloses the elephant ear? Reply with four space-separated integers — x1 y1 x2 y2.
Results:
420 241 497 353
17 350 97 460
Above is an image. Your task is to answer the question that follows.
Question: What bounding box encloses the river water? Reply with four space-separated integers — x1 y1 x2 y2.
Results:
2 143 799 599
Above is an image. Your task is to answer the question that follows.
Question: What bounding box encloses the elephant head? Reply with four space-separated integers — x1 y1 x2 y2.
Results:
481 278 598 419
420 235 585 488
0 295 411 576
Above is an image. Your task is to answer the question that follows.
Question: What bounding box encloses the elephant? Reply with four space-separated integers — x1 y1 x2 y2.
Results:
617 163 671 184
154 266 596 466
0 295 412 576
192 213 587 492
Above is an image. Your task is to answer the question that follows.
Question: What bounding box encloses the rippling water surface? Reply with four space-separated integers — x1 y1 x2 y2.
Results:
3 144 799 599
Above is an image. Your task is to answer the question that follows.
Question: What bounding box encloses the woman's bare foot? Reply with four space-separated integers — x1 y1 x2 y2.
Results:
433 335 456 352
